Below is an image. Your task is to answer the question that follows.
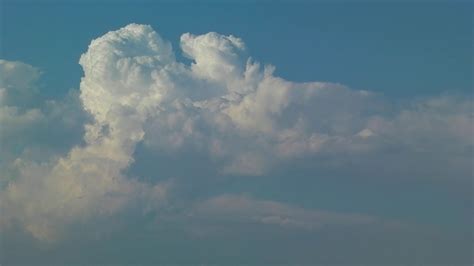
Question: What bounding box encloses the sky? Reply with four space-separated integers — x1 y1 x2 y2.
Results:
0 1 473 264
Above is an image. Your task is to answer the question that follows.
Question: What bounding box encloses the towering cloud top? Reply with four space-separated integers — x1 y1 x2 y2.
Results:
1 24 472 245
181 32 246 83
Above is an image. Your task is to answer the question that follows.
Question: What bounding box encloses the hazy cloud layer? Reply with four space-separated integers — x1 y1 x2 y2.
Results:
0 24 472 263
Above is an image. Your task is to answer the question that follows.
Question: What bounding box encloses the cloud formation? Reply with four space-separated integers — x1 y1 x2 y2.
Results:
0 24 472 250
188 194 376 231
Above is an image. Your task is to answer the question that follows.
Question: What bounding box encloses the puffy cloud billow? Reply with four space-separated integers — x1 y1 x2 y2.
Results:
0 24 472 261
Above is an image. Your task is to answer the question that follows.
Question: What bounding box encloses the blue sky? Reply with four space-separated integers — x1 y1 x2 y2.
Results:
0 1 473 264
2 2 472 98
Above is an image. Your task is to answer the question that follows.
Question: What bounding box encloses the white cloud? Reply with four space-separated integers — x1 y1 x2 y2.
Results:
1 23 472 244
0 59 40 107
181 32 246 84
0 62 87 194
2 25 173 241
0 60 45 164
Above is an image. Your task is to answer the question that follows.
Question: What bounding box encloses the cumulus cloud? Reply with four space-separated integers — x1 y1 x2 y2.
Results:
1 23 472 245
0 61 87 190
0 60 43 155
0 59 41 107
1 26 173 241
